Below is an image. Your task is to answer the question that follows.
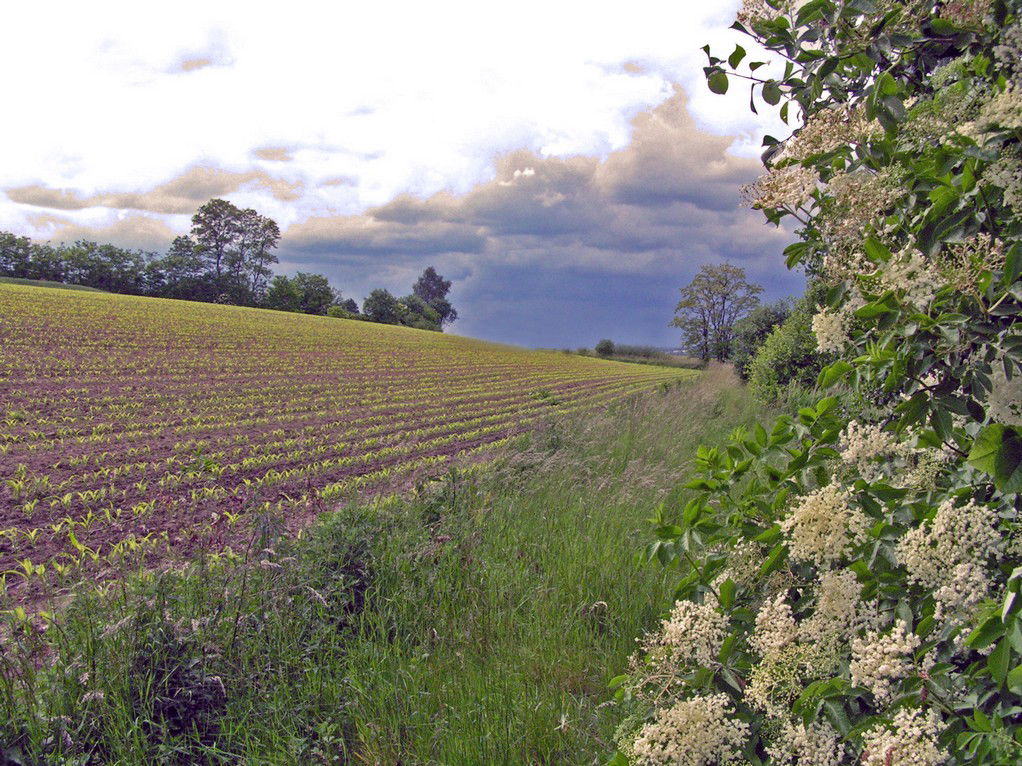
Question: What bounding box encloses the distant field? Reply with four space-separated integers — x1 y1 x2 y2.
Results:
0 283 691 595
0 276 106 292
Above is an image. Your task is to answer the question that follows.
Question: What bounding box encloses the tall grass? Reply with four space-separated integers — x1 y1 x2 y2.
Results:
0 366 763 764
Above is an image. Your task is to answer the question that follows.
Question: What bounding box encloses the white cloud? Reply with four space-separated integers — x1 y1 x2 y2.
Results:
1 0 786 241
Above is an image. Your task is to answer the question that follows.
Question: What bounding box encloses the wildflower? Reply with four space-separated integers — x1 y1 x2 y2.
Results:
849 620 921 702
746 642 837 717
736 0 805 26
780 105 881 163
780 482 870 567
838 420 899 478
881 250 942 311
939 0 993 26
801 568 865 644
741 165 818 211
977 83 1022 132
986 361 1022 425
859 706 946 766
626 693 749 765
652 599 728 667
811 308 848 353
896 498 1003 623
749 592 797 659
766 720 845 765
819 169 903 247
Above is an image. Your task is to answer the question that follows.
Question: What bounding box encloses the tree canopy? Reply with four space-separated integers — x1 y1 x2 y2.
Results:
670 263 762 361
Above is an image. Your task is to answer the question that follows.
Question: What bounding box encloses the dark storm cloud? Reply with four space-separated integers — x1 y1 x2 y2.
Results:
276 87 800 347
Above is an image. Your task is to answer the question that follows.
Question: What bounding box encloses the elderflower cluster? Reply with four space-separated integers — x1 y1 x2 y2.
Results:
736 0 805 26
741 165 818 211
801 568 874 645
780 482 870 567
994 23 1022 77
986 361 1022 425
811 308 849 353
859 706 947 766
651 599 728 667
881 250 942 311
819 169 903 247
985 150 1022 212
977 84 1022 132
849 620 921 703
766 720 845 766
941 233 1007 292
838 420 900 479
896 498 1003 623
939 0 993 27
626 694 749 765
746 642 837 717
749 592 797 658
780 105 881 163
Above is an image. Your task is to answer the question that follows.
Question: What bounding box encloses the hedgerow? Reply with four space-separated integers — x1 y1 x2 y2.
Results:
612 1 1022 763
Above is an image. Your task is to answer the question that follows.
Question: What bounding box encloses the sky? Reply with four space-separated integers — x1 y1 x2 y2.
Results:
0 0 803 348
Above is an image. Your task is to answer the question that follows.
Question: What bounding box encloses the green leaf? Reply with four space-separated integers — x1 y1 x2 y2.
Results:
728 44 746 69
708 70 729 94
1008 663 1022 693
758 543 787 576
968 424 1022 493
762 80 781 105
718 578 737 609
988 638 1010 685
818 361 852 389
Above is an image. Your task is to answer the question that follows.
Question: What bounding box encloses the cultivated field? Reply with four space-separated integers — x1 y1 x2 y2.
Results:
0 283 690 596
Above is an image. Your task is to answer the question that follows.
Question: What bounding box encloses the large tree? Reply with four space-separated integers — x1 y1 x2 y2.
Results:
412 266 458 327
671 263 762 362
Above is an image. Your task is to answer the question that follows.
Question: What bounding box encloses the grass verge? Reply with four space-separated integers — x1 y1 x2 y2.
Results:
0 366 764 765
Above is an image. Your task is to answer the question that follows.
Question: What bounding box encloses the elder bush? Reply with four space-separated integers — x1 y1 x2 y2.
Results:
612 1 1022 763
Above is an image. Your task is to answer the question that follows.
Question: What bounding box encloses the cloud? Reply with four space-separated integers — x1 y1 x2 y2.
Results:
253 146 294 162
28 213 179 252
6 166 304 215
281 88 786 272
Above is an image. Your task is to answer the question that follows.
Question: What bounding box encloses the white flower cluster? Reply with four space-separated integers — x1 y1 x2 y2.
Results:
749 592 797 658
766 720 845 766
802 568 873 644
994 23 1022 77
896 498 1003 622
849 620 921 703
881 250 942 311
939 0 993 27
811 308 849 353
736 0 805 26
986 361 1022 425
820 169 903 247
839 420 899 479
985 152 1022 212
978 84 1022 132
741 165 818 211
627 694 749 765
781 105 881 163
859 706 947 766
654 599 728 667
941 233 1007 292
780 482 870 567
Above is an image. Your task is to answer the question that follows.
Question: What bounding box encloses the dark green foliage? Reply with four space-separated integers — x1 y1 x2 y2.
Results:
412 266 458 327
746 287 829 405
595 338 615 356
671 263 763 361
361 288 404 324
729 298 792 379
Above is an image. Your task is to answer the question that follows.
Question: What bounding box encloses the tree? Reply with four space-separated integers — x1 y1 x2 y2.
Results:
595 339 615 356
670 263 762 362
399 294 441 331
412 266 458 328
0 232 33 277
292 272 337 315
362 288 403 324
264 275 303 313
190 198 243 282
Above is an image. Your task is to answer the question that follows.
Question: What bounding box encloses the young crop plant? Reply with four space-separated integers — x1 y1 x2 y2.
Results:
0 281 691 603
612 2 1022 764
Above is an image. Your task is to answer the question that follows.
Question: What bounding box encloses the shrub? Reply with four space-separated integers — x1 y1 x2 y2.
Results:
730 300 792 380
595 339 616 356
746 291 828 406
612 2 1022 763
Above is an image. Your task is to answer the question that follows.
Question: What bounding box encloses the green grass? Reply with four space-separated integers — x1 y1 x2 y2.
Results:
0 277 106 292
0 366 764 765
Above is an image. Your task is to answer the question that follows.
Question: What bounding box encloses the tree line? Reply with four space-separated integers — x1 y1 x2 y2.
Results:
0 198 457 332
